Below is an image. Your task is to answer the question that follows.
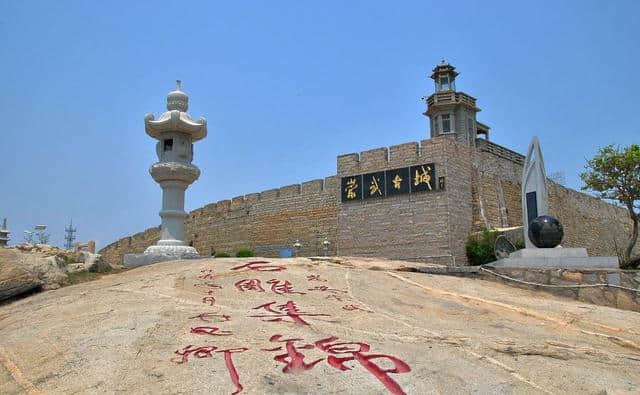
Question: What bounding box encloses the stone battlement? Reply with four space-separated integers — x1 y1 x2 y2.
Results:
337 135 456 176
476 138 524 165
187 176 338 220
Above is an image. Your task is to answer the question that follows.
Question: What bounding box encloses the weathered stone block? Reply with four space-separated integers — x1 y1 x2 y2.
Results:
560 270 583 283
578 287 605 305
616 291 640 312
606 273 621 286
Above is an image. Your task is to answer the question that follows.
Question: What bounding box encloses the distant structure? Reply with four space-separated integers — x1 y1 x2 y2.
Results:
74 240 96 253
124 81 207 267
64 219 77 250
0 218 9 247
25 224 49 245
34 225 49 244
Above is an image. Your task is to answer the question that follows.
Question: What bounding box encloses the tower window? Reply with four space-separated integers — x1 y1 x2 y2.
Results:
163 139 173 151
441 114 451 133
439 76 450 90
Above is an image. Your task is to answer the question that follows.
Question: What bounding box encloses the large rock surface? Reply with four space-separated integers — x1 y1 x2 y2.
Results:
0 257 639 394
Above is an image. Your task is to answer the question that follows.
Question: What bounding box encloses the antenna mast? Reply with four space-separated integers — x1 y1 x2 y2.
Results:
64 219 77 250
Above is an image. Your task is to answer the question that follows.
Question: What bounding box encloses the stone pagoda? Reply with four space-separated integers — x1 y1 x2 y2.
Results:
124 81 207 267
0 218 9 247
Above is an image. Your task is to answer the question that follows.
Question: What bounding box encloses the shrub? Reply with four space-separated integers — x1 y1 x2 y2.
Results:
214 252 231 258
235 248 254 258
466 228 499 266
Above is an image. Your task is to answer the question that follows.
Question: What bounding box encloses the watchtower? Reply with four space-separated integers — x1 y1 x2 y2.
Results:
423 61 489 145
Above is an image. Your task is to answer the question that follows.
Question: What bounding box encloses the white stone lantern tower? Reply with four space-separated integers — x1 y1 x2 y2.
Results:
0 218 10 247
131 80 207 263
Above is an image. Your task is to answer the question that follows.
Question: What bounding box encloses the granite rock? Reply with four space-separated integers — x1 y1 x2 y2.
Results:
1 257 639 393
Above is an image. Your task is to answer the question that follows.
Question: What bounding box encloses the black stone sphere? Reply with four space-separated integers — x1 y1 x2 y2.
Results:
528 215 564 248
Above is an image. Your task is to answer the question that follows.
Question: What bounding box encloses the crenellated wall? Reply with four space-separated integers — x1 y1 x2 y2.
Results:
100 177 338 266
184 176 338 258
100 135 637 267
336 135 473 265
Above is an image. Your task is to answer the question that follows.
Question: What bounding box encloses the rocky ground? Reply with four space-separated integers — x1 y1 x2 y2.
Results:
0 256 639 394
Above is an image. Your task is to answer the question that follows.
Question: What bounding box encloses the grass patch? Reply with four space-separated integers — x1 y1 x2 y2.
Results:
66 267 129 285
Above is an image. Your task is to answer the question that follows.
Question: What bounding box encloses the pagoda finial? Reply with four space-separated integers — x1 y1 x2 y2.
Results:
166 80 189 112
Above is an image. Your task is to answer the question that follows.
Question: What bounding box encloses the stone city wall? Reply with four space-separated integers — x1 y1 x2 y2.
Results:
336 135 473 265
100 226 161 267
100 177 338 266
184 176 338 259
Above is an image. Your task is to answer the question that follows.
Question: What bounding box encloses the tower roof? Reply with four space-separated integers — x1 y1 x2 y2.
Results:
145 80 207 141
430 60 459 80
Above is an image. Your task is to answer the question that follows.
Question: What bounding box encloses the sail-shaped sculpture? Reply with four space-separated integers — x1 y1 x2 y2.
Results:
521 136 548 248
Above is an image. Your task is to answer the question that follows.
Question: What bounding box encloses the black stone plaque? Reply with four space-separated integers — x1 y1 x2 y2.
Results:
386 167 410 196
409 163 436 193
526 191 538 226
438 176 445 190
341 175 362 202
362 171 386 199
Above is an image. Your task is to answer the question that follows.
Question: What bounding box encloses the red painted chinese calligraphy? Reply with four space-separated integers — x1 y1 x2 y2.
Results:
202 296 216 306
190 326 233 336
306 274 327 282
171 345 217 364
172 345 248 395
266 279 305 295
263 334 324 373
249 301 330 326
230 261 286 272
234 279 265 292
315 337 411 395
198 269 216 280
217 348 249 395
189 313 231 322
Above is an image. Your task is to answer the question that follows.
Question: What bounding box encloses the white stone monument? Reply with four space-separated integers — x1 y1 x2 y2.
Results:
521 137 548 249
492 136 618 268
124 81 207 267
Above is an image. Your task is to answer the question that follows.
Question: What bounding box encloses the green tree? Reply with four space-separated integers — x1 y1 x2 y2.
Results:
580 144 640 268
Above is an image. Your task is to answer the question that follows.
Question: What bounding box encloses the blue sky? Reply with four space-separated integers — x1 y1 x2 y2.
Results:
1 1 638 249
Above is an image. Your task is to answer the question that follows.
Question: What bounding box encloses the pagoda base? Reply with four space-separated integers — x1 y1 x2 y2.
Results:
123 245 200 268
